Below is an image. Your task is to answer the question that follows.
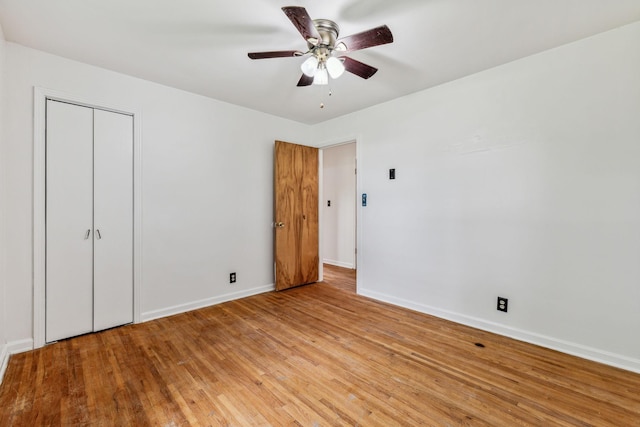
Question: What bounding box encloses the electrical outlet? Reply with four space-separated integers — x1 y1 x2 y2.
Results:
497 297 508 312
230 272 236 284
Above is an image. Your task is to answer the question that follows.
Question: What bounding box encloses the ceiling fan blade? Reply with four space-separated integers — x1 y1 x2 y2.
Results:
336 25 393 53
342 57 378 79
282 6 321 44
297 74 314 87
248 50 304 59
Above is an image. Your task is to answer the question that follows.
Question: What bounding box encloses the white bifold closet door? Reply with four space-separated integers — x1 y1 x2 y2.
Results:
46 100 133 343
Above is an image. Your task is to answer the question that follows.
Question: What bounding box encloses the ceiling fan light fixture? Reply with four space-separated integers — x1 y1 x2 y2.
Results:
248 7 394 88
301 56 319 77
326 56 345 79
313 67 329 85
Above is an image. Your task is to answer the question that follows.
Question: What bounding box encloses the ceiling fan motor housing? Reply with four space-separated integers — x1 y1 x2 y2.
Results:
310 19 339 51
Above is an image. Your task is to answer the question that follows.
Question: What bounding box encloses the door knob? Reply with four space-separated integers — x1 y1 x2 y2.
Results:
275 222 285 228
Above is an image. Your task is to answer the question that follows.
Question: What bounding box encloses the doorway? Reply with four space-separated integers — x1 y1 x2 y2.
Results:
321 142 357 292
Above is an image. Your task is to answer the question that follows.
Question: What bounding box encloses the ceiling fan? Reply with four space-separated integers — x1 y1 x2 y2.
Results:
248 6 393 87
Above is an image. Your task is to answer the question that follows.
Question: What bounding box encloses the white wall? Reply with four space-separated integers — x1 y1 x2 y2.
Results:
322 143 356 269
0 21 9 381
313 22 640 373
3 43 309 347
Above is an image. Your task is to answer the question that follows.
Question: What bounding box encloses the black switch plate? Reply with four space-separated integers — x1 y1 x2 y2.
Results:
389 168 396 179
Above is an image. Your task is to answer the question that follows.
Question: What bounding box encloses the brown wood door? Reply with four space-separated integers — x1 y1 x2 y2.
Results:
274 140 319 291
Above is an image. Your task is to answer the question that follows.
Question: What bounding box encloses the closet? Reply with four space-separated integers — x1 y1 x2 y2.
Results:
46 99 133 343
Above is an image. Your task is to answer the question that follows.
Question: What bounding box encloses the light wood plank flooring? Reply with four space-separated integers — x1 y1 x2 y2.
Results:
1 277 639 425
322 263 356 293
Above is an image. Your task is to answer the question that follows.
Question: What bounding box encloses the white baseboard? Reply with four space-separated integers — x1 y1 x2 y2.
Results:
8 338 34 354
141 284 275 322
0 343 8 385
323 259 354 269
359 288 640 374
0 338 34 385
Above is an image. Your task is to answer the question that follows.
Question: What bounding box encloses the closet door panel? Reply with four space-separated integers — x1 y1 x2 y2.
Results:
45 100 94 342
93 109 134 331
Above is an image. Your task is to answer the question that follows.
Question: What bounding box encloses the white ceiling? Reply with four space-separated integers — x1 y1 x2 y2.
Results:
1 0 640 124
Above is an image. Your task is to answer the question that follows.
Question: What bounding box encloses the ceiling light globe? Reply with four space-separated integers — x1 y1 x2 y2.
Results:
301 56 319 77
313 68 329 85
326 57 345 79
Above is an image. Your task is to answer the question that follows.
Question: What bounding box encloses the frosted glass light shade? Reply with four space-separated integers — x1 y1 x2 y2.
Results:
313 68 329 85
326 57 345 79
301 56 319 77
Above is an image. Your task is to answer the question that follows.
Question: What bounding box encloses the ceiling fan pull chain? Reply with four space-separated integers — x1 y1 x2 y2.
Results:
320 85 333 109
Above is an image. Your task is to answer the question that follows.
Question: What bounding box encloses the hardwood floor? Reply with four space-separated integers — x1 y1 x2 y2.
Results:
321 263 356 293
2 281 639 426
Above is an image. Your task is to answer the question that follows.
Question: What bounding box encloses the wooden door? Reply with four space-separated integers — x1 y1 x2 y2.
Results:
274 141 319 290
46 100 94 342
93 109 134 331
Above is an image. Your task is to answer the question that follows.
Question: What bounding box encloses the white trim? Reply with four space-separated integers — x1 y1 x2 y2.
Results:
132 107 143 324
315 136 358 150
7 338 33 354
0 338 34 384
356 139 362 285
323 259 354 269
359 288 640 374
141 284 275 322
33 86 143 348
0 343 8 384
33 88 46 349
318 149 323 283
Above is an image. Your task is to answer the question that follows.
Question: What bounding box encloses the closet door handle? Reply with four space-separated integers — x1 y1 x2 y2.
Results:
84 229 91 240
96 229 102 240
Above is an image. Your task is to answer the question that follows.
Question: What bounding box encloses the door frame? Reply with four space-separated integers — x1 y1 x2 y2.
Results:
317 135 361 288
33 87 143 349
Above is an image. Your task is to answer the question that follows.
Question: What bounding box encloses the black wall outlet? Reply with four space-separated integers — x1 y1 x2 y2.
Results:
497 297 508 312
230 272 236 284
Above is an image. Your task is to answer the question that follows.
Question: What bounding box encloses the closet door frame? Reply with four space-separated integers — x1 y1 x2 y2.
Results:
33 87 143 349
